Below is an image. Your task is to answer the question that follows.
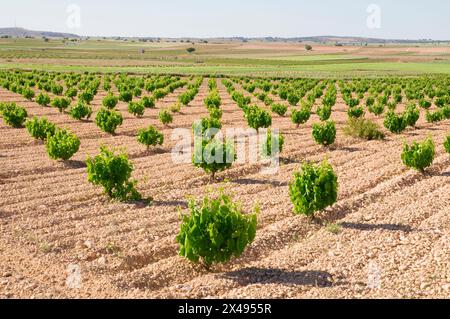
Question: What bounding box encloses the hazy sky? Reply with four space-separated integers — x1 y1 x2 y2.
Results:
1 0 449 39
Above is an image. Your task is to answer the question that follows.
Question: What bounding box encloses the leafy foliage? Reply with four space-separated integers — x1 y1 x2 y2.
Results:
401 137 435 172
36 93 51 106
244 105 272 131
86 146 141 201
193 138 236 179
403 104 420 127
51 97 71 113
95 108 123 135
70 102 92 120
291 107 311 127
176 192 257 267
384 111 407 134
102 93 118 109
261 129 284 158
22 87 35 100
289 160 338 217
159 109 173 125
78 91 94 104
287 93 300 106
343 118 385 140
271 103 288 116
25 117 56 140
0 103 27 128
444 135 450 154
312 121 336 146
118 90 133 103
347 106 364 118
137 125 164 150
368 103 385 116
128 101 145 117
317 105 332 121
204 90 221 109
45 128 80 160
141 96 155 108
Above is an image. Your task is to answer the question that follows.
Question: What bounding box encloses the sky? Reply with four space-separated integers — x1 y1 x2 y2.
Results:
1 0 449 40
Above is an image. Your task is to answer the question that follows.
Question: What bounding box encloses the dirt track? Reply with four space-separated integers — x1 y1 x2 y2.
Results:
0 80 449 299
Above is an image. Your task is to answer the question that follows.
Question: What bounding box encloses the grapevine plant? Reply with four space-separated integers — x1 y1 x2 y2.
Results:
176 192 257 268
289 160 338 218
86 146 142 202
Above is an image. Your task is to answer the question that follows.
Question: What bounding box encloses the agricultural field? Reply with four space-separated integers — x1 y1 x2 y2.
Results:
0 66 449 299
1 38 450 77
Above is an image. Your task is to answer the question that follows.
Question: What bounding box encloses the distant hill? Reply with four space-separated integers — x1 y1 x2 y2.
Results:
0 27 80 39
219 36 448 44
0 27 447 44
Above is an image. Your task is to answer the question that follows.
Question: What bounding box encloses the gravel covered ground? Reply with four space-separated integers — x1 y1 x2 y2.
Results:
0 79 449 299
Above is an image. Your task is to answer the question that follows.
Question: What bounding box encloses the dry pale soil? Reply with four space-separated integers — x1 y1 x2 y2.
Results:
0 79 449 299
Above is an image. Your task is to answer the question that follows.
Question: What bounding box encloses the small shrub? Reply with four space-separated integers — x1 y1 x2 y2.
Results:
368 103 385 116
51 84 64 96
287 93 300 106
128 101 145 117
153 89 167 100
403 104 420 127
25 117 56 140
51 97 71 113
95 108 123 135
141 96 155 108
289 160 338 217
317 105 332 121
159 109 173 126
366 96 375 107
170 102 181 114
176 192 257 267
193 117 222 139
46 129 80 160
204 91 221 109
0 103 27 128
291 107 311 127
244 105 272 131
193 138 236 180
137 125 164 150
401 137 435 173
261 129 284 158
86 146 141 201
208 106 222 119
441 106 450 120
36 93 51 106
419 99 432 109
343 118 384 140
22 87 35 101
347 106 364 118
444 135 450 153
78 91 94 104
312 121 336 146
102 94 118 109
271 103 288 116
65 87 78 99
70 102 92 120
119 91 133 103
425 110 443 123
384 111 407 134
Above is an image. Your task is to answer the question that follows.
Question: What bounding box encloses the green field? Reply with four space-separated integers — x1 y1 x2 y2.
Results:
1 38 450 78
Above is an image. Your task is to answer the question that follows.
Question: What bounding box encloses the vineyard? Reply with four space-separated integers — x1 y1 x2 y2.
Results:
0 69 449 299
